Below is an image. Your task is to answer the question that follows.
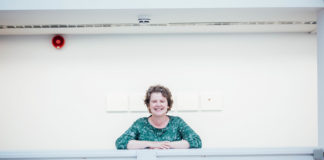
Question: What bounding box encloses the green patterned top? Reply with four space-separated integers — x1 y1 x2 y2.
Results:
115 115 202 149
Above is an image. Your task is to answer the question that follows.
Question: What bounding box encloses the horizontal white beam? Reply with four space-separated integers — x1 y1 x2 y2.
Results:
0 24 317 35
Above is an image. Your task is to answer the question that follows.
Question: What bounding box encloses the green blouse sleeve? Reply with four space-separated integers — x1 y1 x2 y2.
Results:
115 119 140 149
178 117 202 148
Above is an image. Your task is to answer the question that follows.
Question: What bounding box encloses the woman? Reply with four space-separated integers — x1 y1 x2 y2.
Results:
115 85 202 149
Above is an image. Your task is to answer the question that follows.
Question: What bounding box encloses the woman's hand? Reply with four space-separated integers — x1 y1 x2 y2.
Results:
127 140 190 149
148 140 190 149
127 140 171 149
149 141 171 149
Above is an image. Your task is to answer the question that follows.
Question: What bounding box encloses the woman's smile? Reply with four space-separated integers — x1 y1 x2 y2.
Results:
153 107 165 111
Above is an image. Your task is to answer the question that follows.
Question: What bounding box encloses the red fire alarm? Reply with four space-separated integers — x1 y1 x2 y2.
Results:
52 35 65 49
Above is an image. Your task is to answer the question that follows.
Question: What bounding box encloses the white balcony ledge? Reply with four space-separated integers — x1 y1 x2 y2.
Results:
0 147 323 160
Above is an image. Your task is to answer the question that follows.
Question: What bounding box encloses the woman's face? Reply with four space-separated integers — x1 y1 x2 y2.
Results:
149 92 169 117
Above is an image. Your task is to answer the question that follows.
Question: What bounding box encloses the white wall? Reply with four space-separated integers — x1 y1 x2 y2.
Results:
1 0 323 10
0 33 317 150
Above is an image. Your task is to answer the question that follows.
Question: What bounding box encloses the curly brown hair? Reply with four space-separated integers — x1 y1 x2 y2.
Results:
144 85 173 112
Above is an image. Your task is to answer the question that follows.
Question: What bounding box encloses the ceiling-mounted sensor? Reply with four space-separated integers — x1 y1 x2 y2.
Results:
138 15 150 24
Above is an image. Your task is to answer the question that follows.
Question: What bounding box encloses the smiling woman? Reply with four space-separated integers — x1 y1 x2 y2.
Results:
115 85 202 149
